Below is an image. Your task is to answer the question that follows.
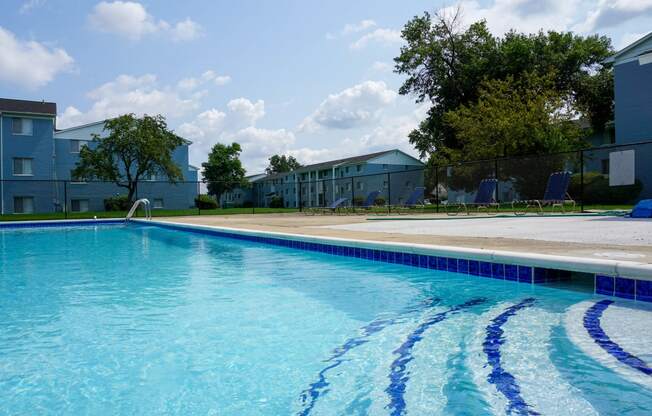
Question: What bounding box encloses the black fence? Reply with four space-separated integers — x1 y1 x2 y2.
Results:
0 140 650 220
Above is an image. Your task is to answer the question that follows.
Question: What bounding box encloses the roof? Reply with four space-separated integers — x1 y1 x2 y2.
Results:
296 149 400 172
55 119 107 133
605 32 652 64
0 98 56 116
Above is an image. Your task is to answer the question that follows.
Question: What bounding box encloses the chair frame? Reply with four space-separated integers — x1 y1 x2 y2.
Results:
446 179 500 216
512 171 576 216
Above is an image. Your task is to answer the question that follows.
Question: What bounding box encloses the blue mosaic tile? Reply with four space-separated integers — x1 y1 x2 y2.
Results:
428 256 437 269
419 255 429 268
458 259 469 274
596 275 615 296
517 266 532 283
533 268 547 284
491 263 505 279
469 260 480 276
615 277 635 300
409 254 418 267
447 258 458 273
505 265 518 281
479 262 492 277
403 253 413 266
437 257 447 271
636 280 652 303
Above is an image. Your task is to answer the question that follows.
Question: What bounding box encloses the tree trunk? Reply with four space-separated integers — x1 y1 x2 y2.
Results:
126 183 137 204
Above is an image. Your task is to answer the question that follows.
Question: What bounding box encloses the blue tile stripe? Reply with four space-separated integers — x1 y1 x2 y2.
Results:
0 219 124 229
385 297 487 416
483 298 538 416
296 297 441 416
583 300 652 376
147 222 649 304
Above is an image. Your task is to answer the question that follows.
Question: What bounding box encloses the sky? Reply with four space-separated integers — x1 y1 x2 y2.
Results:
1 0 651 174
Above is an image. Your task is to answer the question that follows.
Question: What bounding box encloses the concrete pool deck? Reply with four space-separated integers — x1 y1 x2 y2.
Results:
156 213 652 267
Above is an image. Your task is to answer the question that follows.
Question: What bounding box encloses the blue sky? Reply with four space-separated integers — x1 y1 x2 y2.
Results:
1 1 651 172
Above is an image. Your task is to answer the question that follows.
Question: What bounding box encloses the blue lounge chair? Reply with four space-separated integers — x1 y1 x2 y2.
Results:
513 171 575 215
446 178 499 215
354 190 382 214
392 187 425 214
309 197 349 215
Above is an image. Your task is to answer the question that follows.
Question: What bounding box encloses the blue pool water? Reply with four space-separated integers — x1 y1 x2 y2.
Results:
1 223 652 415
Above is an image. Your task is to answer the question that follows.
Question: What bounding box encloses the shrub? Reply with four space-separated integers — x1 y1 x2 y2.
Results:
104 195 130 211
569 172 642 205
374 196 386 206
195 194 218 209
269 195 284 208
242 201 253 208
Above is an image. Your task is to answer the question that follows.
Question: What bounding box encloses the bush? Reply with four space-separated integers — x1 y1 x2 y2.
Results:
195 194 218 209
269 195 284 208
353 196 386 206
374 196 386 206
569 172 642 205
104 195 130 211
242 201 253 208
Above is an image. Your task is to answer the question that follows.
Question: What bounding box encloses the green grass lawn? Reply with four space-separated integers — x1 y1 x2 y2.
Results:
0 207 300 222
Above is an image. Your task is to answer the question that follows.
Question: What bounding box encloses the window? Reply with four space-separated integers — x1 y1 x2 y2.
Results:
356 181 364 191
346 183 351 191
153 199 164 209
70 170 86 183
145 173 156 181
70 140 89 153
383 164 388 170
601 159 610 175
13 158 33 175
405 181 411 188
383 181 388 189
14 196 34 214
71 199 89 212
356 164 362 173
345 167 350 174
11 118 33 135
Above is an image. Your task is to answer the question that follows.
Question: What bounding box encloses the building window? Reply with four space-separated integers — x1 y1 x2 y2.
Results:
601 159 609 175
13 158 33 175
70 170 86 183
345 183 351 191
356 164 362 172
356 181 364 191
11 118 33 136
14 196 34 214
71 199 89 212
70 140 89 153
405 181 411 188
145 173 156 181
383 164 388 170
153 199 164 209
383 181 388 189
345 166 350 174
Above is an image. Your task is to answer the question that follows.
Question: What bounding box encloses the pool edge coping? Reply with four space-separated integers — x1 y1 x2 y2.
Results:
141 218 652 281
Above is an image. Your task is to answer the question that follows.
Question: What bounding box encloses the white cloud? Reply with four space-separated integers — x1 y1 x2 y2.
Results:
0 26 74 89
227 98 265 127
299 81 397 131
57 73 202 128
177 70 230 91
88 1 202 42
20 0 46 14
343 19 377 35
350 28 402 50
371 61 392 72
581 0 652 31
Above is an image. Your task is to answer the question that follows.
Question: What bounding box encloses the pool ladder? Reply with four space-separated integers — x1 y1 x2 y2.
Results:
125 198 152 222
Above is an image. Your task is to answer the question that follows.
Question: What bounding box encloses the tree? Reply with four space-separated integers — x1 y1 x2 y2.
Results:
202 142 247 201
73 114 184 203
394 8 614 162
443 73 585 161
265 154 302 174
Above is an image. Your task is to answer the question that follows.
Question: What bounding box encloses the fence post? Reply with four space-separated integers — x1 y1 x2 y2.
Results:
434 168 439 213
351 176 355 208
387 172 391 214
298 180 302 212
197 182 201 216
580 150 584 213
494 158 500 204
64 180 68 219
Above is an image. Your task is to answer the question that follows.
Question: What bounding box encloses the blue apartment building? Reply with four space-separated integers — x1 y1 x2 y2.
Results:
0 98 198 215
221 150 425 208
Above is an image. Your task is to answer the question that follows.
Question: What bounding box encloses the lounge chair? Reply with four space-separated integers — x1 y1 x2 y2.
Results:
392 187 425 214
512 171 575 215
446 178 499 216
305 197 349 215
353 190 382 214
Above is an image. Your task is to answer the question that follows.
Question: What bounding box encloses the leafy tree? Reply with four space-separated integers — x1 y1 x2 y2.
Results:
394 8 614 162
443 73 585 161
202 142 247 201
73 114 184 203
265 154 302 174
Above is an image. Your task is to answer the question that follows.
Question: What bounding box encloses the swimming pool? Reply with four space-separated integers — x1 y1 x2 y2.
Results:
1 222 652 415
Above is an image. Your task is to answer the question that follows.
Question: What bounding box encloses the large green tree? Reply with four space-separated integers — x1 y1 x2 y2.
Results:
73 114 184 203
202 142 247 201
265 154 302 174
394 9 614 162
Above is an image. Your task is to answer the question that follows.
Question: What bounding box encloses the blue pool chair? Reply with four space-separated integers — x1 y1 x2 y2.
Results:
354 190 382 214
447 178 499 216
393 187 425 214
513 171 575 215
312 197 349 215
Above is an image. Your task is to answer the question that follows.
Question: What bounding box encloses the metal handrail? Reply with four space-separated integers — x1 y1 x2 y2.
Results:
125 198 151 222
